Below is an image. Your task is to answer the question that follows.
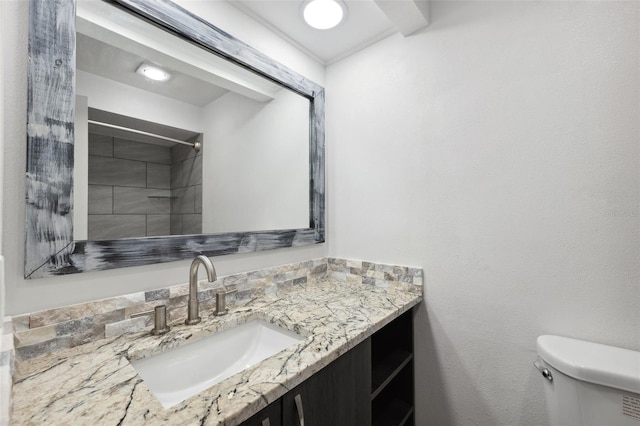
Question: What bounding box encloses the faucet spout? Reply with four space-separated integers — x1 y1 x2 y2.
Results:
185 255 217 325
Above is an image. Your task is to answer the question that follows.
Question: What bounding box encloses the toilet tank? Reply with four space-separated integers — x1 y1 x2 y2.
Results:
536 335 640 426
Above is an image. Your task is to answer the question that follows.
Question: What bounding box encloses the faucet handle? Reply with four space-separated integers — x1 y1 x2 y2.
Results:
131 305 171 335
215 285 238 316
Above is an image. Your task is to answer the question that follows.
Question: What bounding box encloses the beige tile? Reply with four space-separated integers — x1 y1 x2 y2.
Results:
14 326 56 347
11 315 29 332
346 275 361 285
346 259 362 268
104 318 148 339
370 270 386 280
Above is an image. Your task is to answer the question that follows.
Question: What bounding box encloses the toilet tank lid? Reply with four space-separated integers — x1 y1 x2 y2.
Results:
537 335 640 394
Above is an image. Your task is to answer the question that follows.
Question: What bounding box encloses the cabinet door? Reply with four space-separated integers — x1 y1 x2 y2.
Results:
282 339 371 426
241 400 282 426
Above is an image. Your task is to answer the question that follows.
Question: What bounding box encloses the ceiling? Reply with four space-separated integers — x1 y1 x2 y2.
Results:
228 0 399 65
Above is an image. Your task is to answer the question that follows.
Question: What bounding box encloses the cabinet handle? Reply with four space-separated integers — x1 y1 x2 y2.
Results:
294 394 305 426
261 418 270 426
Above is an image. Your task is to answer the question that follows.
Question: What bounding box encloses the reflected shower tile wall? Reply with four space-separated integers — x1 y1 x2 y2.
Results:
170 214 183 235
113 139 171 164
170 161 183 188
183 214 202 234
171 142 197 163
183 155 202 187
171 187 196 214
147 215 171 236
87 133 173 239
170 143 203 235
113 187 171 214
9 258 422 361
88 185 112 214
195 185 202 213
87 133 113 157
147 163 171 189
88 156 147 187
88 215 146 240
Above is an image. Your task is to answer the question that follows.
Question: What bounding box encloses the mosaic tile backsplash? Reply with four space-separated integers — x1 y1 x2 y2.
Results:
10 257 422 362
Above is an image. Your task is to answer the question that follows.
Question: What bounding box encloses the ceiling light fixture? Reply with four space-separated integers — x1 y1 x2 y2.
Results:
301 0 347 30
135 63 172 82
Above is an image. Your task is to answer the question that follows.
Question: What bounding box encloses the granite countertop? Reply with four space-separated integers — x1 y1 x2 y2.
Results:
11 279 422 425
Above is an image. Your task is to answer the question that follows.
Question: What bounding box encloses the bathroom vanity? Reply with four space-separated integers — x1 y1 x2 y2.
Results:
9 258 422 425
243 309 415 426
14 1 423 423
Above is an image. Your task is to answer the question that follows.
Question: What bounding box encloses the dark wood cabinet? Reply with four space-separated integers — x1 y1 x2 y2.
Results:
240 309 414 426
371 310 415 426
241 399 282 426
282 339 371 426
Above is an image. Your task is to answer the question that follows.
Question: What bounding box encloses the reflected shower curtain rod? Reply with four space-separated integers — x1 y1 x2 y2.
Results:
87 120 201 151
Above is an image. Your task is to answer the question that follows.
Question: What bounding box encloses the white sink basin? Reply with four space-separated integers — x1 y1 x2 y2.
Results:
130 320 303 408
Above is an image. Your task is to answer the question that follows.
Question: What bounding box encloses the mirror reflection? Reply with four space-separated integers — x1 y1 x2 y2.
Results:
74 1 310 241
79 107 203 240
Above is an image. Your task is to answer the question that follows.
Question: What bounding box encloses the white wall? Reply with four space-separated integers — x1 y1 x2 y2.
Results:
2 0 325 315
0 0 6 330
327 1 639 425
202 89 310 233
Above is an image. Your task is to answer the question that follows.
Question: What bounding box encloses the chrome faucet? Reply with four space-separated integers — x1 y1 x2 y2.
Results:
185 255 217 325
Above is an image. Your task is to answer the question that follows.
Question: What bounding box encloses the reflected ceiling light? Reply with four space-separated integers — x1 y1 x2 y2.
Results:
301 0 347 30
135 63 172 82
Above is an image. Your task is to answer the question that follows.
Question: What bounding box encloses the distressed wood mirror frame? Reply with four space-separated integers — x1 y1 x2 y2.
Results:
25 0 325 279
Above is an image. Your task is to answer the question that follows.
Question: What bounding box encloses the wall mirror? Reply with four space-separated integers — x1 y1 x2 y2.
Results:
25 0 325 279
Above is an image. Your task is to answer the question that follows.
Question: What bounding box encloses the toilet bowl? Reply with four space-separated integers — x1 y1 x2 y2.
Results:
536 335 640 426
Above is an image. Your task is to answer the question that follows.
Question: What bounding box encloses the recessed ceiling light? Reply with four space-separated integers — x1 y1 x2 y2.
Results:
301 0 347 30
135 63 172 82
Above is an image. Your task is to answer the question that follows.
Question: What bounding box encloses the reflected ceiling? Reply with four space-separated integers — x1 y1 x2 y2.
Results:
77 33 229 107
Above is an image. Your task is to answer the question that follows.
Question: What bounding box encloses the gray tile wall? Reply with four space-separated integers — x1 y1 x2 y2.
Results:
88 134 173 239
170 143 203 235
87 134 204 239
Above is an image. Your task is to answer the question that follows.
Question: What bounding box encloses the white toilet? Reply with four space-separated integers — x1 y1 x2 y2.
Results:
536 335 640 426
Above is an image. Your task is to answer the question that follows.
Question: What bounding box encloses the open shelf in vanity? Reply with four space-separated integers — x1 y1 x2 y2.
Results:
371 309 415 426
